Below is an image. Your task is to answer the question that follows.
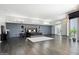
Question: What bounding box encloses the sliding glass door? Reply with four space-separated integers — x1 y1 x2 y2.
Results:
69 18 78 40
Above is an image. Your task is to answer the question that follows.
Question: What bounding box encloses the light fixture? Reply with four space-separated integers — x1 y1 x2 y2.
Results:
43 22 50 24
33 29 36 32
29 30 31 32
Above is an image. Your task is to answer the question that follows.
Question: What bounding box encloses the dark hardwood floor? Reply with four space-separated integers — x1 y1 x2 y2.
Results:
0 35 79 55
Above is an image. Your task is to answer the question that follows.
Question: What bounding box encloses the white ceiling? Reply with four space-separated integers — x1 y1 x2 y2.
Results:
0 4 77 21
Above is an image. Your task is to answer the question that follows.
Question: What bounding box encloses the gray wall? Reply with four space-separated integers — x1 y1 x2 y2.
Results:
40 25 52 35
6 23 22 37
51 26 55 34
6 23 52 37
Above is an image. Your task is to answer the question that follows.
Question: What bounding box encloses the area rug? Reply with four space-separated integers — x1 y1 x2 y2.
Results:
27 36 53 42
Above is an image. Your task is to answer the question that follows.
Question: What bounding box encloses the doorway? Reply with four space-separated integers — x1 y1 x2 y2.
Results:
55 24 61 35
